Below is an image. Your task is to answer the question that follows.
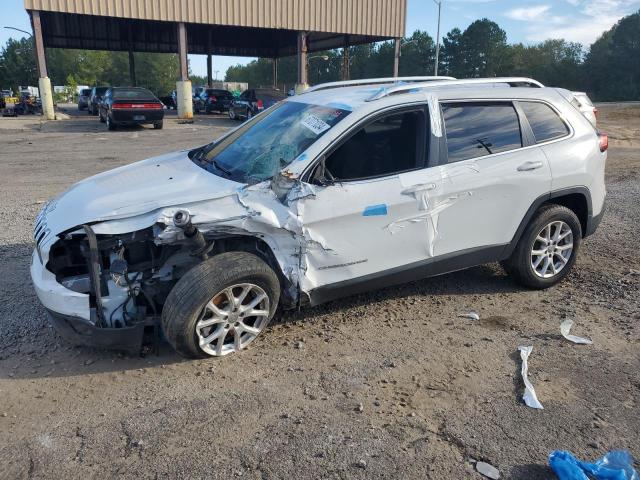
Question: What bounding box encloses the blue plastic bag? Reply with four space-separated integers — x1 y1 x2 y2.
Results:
549 450 638 480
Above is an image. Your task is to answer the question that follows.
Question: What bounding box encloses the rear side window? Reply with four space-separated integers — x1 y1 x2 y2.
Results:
442 103 522 163
520 101 569 143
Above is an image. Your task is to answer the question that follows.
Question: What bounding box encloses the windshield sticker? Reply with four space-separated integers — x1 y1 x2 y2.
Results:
301 114 331 135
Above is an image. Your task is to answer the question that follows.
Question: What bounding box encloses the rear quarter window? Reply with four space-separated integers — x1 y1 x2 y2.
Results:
442 102 523 163
520 101 569 143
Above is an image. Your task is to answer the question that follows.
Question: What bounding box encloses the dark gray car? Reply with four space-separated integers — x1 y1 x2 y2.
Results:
77 88 91 111
228 88 286 121
88 86 109 115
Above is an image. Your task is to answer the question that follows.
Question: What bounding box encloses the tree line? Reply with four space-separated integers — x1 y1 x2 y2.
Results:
0 11 638 101
226 11 640 101
0 39 179 97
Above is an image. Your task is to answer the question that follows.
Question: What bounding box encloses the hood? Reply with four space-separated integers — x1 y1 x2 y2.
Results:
42 149 243 235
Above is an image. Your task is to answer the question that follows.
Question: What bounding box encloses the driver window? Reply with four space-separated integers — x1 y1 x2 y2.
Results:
324 109 426 181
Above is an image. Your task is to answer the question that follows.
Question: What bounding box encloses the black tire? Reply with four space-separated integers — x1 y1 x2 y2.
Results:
106 114 116 130
99 110 105 123
503 204 582 289
154 121 163 130
162 252 280 358
228 108 236 120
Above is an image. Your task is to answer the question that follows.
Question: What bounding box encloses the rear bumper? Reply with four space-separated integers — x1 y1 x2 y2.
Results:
585 197 606 237
112 110 164 124
47 309 145 352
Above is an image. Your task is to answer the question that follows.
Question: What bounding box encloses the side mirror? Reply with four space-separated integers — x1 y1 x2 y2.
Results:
312 156 336 187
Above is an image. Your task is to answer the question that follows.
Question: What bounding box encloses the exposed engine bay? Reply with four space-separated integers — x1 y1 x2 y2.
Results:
46 210 292 336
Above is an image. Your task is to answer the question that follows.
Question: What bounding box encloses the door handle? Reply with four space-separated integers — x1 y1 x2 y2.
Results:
517 161 543 171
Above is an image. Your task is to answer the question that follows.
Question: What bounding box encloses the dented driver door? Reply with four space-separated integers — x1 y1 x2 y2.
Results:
297 105 443 295
298 170 443 294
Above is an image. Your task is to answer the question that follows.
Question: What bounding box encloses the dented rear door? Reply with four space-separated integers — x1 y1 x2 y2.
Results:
430 101 552 257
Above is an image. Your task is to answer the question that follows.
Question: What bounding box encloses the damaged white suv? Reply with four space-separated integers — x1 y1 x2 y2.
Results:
31 77 607 357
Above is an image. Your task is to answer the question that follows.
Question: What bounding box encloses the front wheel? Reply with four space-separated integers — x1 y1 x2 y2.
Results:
503 204 582 289
162 252 280 358
228 108 236 120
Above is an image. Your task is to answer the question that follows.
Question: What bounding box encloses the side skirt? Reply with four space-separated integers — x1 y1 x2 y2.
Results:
307 244 507 306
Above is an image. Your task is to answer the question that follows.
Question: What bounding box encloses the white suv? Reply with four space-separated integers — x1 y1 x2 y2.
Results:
31 77 607 358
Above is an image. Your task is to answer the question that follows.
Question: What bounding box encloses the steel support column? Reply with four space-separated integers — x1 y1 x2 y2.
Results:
31 10 54 120
206 29 213 86
176 22 192 119
393 38 401 77
296 31 308 92
31 10 47 78
272 58 278 88
342 36 350 81
178 22 189 81
128 22 136 86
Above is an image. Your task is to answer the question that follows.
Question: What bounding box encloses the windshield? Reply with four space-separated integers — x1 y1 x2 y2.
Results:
192 101 351 184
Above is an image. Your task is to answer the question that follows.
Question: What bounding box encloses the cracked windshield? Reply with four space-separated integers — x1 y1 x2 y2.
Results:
192 101 351 183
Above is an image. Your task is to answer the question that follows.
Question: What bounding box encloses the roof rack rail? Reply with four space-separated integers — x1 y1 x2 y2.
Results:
365 77 545 101
301 76 456 94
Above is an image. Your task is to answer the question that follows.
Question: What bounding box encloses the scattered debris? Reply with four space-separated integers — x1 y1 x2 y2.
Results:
84 359 94 366
355 402 364 412
517 346 543 410
354 459 367 469
560 319 593 345
476 461 500 479
458 311 480 321
549 450 638 480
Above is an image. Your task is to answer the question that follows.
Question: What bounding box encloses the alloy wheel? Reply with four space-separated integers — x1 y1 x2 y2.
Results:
530 220 574 278
195 283 270 356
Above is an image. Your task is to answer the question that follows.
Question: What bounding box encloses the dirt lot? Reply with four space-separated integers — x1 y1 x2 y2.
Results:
0 105 638 479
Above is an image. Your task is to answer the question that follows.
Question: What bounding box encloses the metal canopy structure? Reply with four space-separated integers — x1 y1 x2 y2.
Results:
24 0 408 119
35 11 394 57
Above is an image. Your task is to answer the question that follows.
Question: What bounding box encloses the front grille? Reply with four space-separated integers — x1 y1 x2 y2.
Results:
34 203 53 252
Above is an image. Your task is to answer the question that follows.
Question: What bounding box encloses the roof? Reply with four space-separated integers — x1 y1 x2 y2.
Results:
24 0 407 56
290 79 562 112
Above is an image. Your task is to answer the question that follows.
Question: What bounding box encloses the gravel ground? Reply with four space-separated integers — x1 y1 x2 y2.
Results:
0 105 638 479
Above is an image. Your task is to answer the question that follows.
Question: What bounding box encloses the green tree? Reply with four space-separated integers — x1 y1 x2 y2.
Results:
0 37 38 91
584 10 640 100
460 19 510 77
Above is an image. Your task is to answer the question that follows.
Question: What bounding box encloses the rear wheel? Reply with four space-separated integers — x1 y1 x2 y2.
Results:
162 252 280 358
246 109 253 120
154 121 163 130
503 204 581 289
229 108 236 120
99 110 105 123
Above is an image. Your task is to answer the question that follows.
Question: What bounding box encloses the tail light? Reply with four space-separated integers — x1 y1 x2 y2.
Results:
209 95 217 102
598 132 608 152
256 99 264 109
112 102 162 109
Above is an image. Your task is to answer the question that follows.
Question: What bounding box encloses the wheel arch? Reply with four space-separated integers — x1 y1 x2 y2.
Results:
503 187 592 258
208 234 297 309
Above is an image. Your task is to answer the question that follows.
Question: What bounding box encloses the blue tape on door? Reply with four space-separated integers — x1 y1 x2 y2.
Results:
363 204 388 216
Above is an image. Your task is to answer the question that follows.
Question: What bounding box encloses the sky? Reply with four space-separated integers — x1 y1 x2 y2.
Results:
1 0 639 78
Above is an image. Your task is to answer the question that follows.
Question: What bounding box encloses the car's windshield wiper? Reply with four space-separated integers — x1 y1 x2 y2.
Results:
212 159 232 177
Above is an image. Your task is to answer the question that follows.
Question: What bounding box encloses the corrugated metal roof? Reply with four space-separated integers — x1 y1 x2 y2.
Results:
24 0 406 38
